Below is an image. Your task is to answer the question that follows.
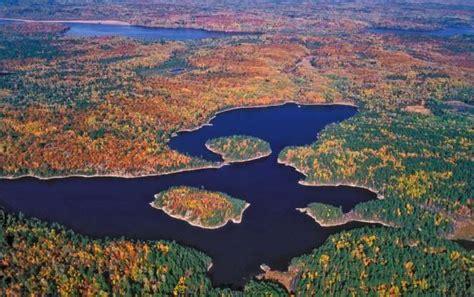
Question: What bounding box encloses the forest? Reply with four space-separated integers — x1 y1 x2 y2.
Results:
1 20 473 178
289 227 472 295
298 203 345 225
151 186 248 229
279 110 473 239
0 1 473 295
0 209 284 296
3 208 471 296
1 1 473 33
206 135 271 163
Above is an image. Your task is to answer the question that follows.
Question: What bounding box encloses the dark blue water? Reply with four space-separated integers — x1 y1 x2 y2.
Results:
370 26 473 37
0 103 378 287
0 20 252 40
3 20 471 39
64 23 251 40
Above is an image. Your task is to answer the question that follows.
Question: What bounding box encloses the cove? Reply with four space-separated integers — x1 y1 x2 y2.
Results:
0 103 378 288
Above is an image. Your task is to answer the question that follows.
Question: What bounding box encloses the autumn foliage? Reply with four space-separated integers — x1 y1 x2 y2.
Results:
206 135 271 162
280 112 473 238
291 227 472 296
151 186 248 228
0 212 214 296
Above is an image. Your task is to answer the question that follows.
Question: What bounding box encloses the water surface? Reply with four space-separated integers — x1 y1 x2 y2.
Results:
0 104 378 287
370 26 473 37
64 23 252 40
0 19 253 40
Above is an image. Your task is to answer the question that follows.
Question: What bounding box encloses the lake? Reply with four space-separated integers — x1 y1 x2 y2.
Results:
0 103 379 288
370 26 473 37
2 19 472 39
64 23 256 40
0 19 254 40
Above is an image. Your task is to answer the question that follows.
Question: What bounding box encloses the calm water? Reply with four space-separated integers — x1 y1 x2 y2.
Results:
64 23 253 40
2 20 471 39
0 103 379 287
0 19 252 40
370 26 474 37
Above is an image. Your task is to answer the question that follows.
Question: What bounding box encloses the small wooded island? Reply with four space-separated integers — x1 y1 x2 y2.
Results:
150 186 249 229
205 135 271 163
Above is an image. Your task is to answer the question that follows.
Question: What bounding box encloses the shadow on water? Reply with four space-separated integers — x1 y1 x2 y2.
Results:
0 103 380 288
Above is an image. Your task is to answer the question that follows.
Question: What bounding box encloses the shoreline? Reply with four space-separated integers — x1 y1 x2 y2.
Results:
296 208 395 228
0 17 261 34
276 158 383 199
1 100 356 180
0 17 130 26
299 181 384 200
0 163 228 181
205 143 272 164
149 199 250 230
172 100 357 136
282 159 474 241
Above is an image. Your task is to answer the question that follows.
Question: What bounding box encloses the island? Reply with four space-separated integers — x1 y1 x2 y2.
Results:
1 1 474 295
150 186 249 229
205 135 271 163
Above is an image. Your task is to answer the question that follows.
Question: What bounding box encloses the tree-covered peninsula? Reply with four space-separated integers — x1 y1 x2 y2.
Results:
0 1 473 295
280 111 473 240
297 202 397 228
205 135 271 163
297 203 344 226
0 209 285 296
150 186 249 229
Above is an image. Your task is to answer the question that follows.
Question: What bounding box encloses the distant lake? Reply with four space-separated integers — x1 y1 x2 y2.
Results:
0 20 15 25
0 103 380 288
370 26 474 37
4 19 472 39
0 19 254 40
65 23 256 40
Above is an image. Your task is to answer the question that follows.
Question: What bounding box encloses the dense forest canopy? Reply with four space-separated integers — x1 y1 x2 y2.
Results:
1 21 472 178
0 0 473 295
279 110 473 238
291 227 472 295
151 186 248 229
0 210 285 296
206 135 271 162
